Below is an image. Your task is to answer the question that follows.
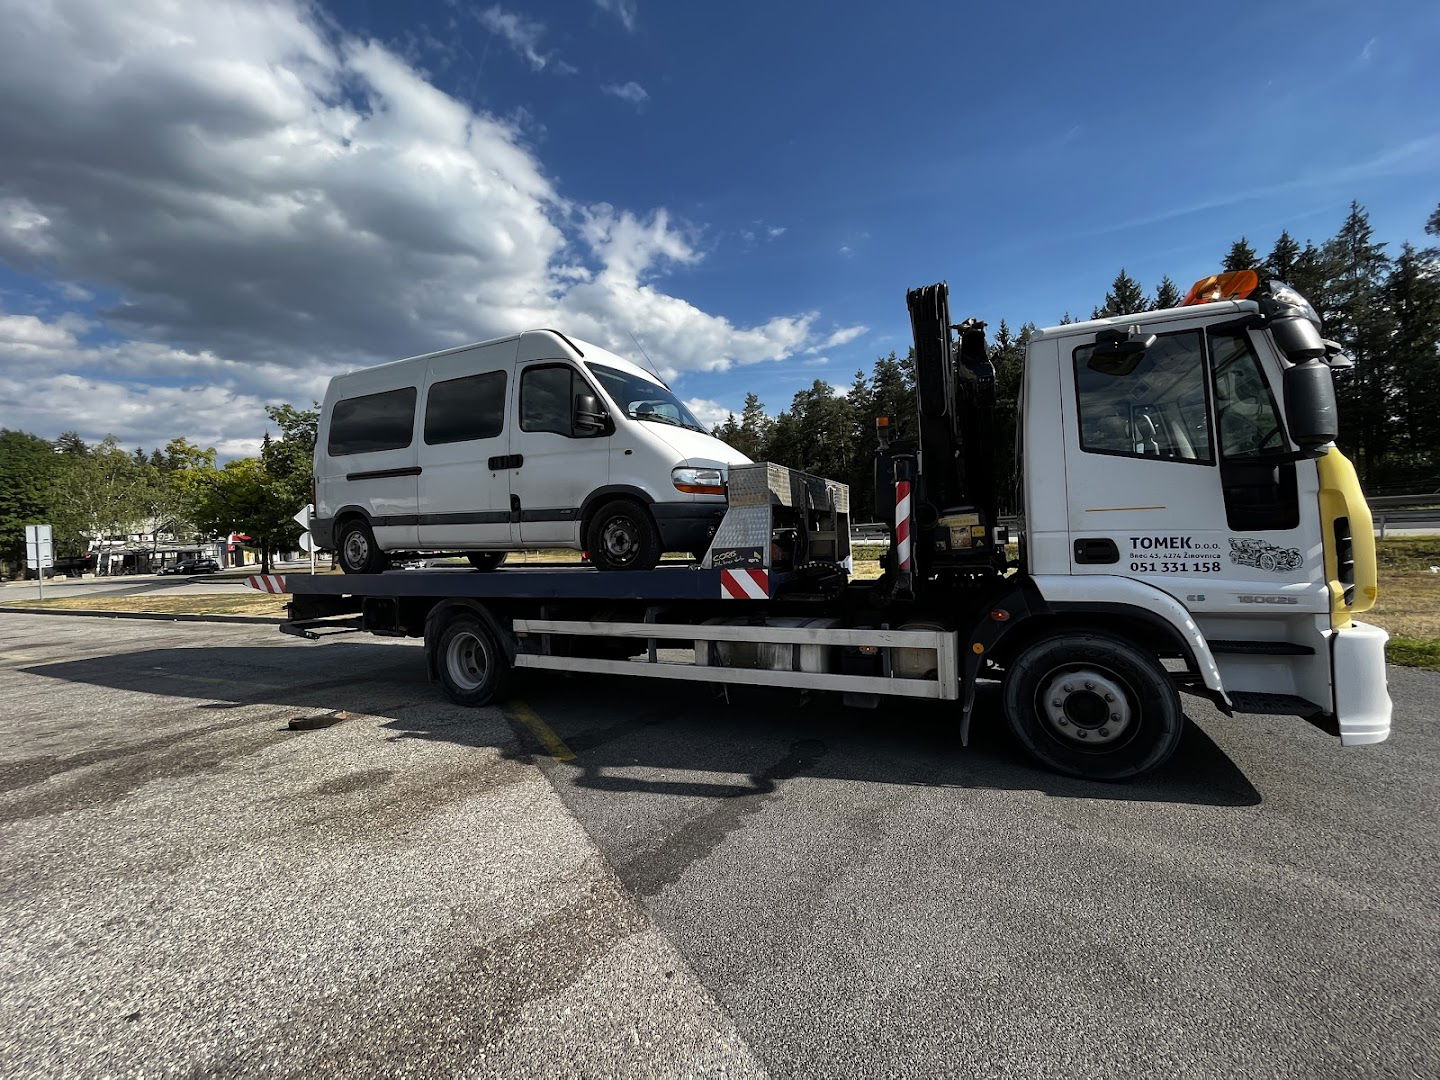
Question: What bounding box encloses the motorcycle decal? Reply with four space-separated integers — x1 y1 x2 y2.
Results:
1228 537 1303 573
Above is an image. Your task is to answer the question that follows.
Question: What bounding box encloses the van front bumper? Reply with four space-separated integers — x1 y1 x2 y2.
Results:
651 501 726 555
1333 620 1392 746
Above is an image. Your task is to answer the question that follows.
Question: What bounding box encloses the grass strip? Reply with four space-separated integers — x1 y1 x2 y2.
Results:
9 593 287 617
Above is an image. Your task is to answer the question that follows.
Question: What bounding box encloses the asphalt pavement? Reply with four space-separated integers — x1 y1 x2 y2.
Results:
1 612 1436 1077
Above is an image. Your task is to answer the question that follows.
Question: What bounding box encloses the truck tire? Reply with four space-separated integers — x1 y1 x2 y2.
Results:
1001 631 1183 781
585 499 661 571
336 517 387 575
435 611 511 706
467 552 507 571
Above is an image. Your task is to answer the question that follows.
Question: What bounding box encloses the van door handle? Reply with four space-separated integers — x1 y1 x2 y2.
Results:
1074 538 1119 564
487 454 524 470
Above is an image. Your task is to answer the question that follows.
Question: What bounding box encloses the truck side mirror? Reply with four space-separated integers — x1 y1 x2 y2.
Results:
574 393 606 434
1282 360 1338 450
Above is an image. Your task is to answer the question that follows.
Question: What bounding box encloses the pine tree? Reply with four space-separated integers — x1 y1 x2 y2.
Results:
1385 242 1440 480
1222 237 1258 271
1324 202 1393 480
1094 269 1148 317
1264 230 1301 283
1151 275 1182 310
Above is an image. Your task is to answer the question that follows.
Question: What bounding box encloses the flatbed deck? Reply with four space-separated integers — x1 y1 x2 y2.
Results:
247 564 790 601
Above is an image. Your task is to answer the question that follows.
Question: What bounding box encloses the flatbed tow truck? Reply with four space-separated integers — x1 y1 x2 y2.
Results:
250 273 1391 780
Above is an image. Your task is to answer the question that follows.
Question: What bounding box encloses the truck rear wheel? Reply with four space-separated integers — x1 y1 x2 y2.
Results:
1001 631 1183 781
435 611 511 707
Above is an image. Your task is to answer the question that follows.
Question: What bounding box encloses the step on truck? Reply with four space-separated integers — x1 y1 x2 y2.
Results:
253 271 1392 780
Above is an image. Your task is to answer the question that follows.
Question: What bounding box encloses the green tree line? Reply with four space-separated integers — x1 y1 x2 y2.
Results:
716 199 1440 510
0 405 316 575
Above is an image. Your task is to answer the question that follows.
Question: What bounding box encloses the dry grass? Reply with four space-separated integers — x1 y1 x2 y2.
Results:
9 593 287 617
1368 538 1440 639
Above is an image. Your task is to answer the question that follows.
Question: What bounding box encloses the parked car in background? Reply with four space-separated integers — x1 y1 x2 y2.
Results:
161 558 220 575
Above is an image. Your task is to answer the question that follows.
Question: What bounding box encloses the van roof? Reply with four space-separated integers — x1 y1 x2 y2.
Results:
328 329 668 388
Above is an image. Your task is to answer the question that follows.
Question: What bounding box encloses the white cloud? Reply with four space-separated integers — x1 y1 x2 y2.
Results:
602 80 649 106
476 5 566 73
803 356 830 367
0 0 837 450
593 0 638 32
767 225 787 238
808 325 868 351
683 398 731 429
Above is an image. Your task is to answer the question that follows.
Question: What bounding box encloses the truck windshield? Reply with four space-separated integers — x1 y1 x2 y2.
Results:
587 362 708 433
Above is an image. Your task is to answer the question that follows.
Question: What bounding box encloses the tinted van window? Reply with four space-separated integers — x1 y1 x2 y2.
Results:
425 370 506 445
327 387 417 456
521 365 579 436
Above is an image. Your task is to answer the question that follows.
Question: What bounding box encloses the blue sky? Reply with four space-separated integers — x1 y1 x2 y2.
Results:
0 0 1436 452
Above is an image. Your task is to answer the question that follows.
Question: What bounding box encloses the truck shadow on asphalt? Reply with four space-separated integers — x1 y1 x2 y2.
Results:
21 641 1261 808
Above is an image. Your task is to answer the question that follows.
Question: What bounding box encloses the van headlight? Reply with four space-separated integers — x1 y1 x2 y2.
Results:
672 467 726 495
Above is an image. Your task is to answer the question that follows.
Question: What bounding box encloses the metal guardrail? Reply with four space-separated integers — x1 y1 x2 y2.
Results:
1369 494 1440 510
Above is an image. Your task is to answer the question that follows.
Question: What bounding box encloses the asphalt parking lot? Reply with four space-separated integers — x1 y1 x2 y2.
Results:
2 612 1437 1077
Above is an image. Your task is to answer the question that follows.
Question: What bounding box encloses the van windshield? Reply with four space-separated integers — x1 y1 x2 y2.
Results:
587 362 708 433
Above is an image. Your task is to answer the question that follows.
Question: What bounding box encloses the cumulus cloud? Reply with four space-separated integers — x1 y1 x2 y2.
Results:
593 0 638 32
683 398 731 429
808 325 868 352
0 0 836 451
601 80 649 106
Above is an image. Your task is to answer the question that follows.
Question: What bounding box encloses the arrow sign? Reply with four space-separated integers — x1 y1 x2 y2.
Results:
293 503 314 531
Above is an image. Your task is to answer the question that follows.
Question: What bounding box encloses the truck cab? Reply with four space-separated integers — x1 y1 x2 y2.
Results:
1019 273 1389 749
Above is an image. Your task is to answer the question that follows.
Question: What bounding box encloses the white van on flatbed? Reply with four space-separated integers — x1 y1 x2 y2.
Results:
313 329 749 573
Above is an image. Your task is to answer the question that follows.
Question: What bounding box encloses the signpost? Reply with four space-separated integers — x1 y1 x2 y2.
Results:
294 504 315 574
25 524 54 600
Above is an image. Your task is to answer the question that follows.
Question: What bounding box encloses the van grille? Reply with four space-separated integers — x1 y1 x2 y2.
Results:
1333 516 1355 606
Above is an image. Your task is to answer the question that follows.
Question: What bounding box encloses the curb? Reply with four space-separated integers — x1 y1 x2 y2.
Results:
0 606 285 626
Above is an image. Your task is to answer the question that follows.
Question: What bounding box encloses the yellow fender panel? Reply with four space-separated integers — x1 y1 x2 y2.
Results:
1315 449 1378 627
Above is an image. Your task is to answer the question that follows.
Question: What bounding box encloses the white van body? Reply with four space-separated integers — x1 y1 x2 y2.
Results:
313 330 750 571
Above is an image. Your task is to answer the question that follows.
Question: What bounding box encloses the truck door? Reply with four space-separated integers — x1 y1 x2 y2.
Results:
417 341 516 550
1061 324 1319 607
510 361 611 545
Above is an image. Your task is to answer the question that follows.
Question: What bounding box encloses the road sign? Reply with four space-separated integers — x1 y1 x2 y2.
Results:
24 524 53 569
297 531 316 553
25 524 53 600
293 504 313 531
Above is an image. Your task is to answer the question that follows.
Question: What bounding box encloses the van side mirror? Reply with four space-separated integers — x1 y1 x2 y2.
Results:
574 393 606 434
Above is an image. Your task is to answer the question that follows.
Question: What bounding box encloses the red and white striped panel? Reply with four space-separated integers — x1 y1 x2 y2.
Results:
895 480 912 571
246 574 288 594
719 568 769 600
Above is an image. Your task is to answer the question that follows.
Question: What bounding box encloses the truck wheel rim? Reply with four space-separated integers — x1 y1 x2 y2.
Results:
343 531 368 569
446 631 489 691
602 516 639 563
1037 667 1133 747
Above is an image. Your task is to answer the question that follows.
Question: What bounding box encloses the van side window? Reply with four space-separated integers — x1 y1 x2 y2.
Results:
327 387 417 456
521 364 581 437
1072 331 1213 464
425 370 506 445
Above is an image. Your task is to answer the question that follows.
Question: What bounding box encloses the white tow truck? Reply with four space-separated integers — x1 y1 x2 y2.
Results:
251 271 1391 780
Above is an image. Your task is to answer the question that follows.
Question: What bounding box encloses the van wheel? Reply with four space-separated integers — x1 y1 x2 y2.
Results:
435 611 510 706
586 499 661 571
467 552 507 571
1001 631 1183 781
336 518 387 575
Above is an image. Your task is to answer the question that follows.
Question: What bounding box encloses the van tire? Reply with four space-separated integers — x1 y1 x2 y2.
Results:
467 552 507 571
336 517 387 575
434 611 510 706
586 499 662 571
1001 631 1183 781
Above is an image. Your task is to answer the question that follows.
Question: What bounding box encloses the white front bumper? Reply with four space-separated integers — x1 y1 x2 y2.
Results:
1332 620 1392 746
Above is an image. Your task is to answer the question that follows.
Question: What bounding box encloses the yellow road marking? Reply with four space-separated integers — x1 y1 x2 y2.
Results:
0 653 38 661
508 700 576 762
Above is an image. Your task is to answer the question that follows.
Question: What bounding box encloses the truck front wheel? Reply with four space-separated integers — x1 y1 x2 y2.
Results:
1001 631 1183 781
435 611 511 707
